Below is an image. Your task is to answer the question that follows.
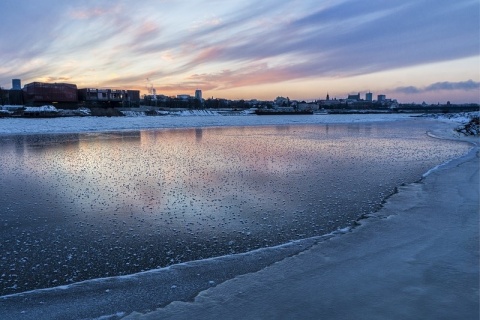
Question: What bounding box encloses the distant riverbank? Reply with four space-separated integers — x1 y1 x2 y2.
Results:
1 103 479 118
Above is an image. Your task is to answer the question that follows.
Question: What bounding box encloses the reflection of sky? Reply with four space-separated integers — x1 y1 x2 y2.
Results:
0 0 478 103
0 122 472 295
0 123 470 228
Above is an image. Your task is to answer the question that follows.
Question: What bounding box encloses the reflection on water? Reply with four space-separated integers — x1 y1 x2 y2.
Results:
195 128 203 142
0 121 470 295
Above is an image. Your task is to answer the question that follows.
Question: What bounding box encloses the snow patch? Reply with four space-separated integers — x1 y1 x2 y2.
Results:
24 105 58 112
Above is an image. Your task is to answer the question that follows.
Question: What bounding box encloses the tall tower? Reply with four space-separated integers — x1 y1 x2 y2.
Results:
366 92 372 102
195 89 202 100
12 79 21 90
326 93 330 101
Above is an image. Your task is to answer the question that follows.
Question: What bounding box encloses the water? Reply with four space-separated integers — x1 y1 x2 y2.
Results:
0 120 470 295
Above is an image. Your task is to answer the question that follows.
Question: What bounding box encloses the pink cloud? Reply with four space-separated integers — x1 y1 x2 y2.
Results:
184 47 225 67
134 21 161 43
70 8 109 20
188 63 298 90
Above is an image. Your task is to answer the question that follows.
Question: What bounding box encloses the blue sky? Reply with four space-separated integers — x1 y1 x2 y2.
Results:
0 0 479 103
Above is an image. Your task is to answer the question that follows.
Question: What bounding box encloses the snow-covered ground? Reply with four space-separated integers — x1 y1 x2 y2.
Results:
0 112 478 319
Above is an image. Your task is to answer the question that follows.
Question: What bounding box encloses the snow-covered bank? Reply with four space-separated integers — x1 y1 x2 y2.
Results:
420 111 479 136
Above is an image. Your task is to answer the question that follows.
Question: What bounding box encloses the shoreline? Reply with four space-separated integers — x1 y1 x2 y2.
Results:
0 119 478 319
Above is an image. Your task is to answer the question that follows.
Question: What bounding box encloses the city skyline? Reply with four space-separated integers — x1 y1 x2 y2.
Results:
0 0 479 103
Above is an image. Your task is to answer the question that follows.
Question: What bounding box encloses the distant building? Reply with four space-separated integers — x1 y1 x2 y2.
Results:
123 90 140 105
274 96 289 106
177 94 191 100
326 93 330 101
24 82 78 104
366 92 373 102
78 88 121 103
12 79 21 90
347 93 360 101
377 94 386 102
8 89 24 105
195 89 202 100
78 88 140 107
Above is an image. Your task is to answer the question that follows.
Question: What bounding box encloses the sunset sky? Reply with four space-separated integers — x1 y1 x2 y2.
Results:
0 0 479 103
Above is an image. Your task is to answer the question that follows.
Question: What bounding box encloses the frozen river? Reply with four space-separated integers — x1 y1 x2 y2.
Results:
0 118 471 297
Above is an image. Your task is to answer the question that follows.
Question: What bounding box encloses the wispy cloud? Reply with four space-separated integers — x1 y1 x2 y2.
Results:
187 63 295 90
68 6 117 20
425 80 480 91
169 0 479 85
395 80 480 94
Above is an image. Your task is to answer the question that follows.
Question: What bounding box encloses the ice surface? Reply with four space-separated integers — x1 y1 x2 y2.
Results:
0 119 470 296
123 130 479 320
0 113 478 319
0 237 324 319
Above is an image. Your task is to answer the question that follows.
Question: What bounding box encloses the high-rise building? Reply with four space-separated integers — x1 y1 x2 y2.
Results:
377 94 386 102
195 89 202 100
366 92 373 102
12 79 21 90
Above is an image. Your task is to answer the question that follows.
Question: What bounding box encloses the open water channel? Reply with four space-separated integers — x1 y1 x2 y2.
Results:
0 120 471 296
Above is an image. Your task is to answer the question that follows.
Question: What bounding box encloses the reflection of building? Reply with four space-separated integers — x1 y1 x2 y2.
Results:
195 128 203 142
195 89 202 100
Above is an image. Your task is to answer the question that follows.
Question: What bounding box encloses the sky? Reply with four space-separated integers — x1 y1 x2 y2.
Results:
0 0 479 103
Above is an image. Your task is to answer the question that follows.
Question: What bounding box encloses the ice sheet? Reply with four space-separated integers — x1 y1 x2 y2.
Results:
123 129 479 320
0 113 478 320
